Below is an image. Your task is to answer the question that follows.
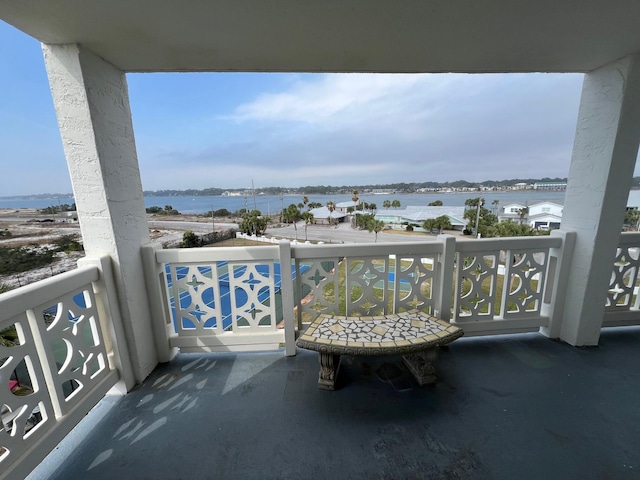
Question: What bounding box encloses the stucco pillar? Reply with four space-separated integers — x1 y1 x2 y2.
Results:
559 55 640 346
43 44 157 382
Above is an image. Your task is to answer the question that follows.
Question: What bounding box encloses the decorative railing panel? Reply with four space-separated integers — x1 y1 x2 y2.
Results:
0 264 120 480
228 261 276 331
34 288 110 415
501 248 547 318
296 257 340 324
291 243 443 329
603 232 640 327
392 255 437 313
452 236 561 332
170 263 223 336
454 250 499 319
346 256 389 316
1 313 56 470
152 246 287 353
606 234 640 311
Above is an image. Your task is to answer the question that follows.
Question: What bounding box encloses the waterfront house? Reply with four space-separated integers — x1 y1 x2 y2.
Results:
500 201 564 230
376 206 467 231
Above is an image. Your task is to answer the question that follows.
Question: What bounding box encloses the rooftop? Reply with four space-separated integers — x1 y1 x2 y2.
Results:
30 327 640 480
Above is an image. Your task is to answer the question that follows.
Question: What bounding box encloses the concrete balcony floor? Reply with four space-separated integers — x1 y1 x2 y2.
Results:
30 328 640 480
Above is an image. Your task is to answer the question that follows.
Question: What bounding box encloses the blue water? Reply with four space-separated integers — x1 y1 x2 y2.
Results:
0 191 572 215
5 190 640 215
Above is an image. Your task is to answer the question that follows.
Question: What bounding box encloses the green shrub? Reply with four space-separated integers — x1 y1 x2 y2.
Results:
0 246 56 274
180 231 201 248
53 235 83 253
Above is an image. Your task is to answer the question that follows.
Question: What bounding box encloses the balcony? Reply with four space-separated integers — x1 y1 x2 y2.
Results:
3 233 640 479
2 2 640 478
29 330 640 479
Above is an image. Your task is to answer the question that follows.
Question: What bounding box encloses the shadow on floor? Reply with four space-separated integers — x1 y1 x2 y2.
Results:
31 328 640 480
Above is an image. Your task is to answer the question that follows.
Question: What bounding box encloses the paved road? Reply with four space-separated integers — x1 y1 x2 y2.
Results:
1 215 443 245
268 222 441 244
149 220 238 233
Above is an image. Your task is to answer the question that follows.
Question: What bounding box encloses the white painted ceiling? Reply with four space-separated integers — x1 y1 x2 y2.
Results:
1 0 639 73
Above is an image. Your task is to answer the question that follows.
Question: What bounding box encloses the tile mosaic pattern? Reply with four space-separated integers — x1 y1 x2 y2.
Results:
296 309 463 356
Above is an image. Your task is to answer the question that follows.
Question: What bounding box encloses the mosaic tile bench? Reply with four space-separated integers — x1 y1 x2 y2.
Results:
296 309 463 390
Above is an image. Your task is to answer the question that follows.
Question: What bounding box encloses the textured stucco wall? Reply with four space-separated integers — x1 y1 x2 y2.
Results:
560 55 640 345
43 44 157 381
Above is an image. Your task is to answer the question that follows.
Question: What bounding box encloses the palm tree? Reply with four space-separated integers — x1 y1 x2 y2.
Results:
492 199 500 215
434 215 452 234
326 201 336 226
282 204 301 240
517 207 529 225
303 196 309 209
369 203 377 214
301 211 314 241
391 199 401 209
423 218 437 234
365 218 386 242
383 200 391 209
351 190 359 207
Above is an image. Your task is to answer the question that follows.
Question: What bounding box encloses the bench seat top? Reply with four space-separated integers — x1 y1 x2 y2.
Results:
296 309 463 356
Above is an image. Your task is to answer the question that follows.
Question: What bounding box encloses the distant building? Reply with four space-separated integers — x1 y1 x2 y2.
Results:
499 201 563 230
533 182 567 190
375 206 467 231
309 206 346 224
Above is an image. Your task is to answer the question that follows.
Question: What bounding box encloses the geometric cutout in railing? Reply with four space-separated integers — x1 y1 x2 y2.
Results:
471 263 486 281
310 299 326 314
188 305 206 323
242 272 263 291
359 267 378 287
359 297 376 315
469 293 483 308
185 275 205 291
307 268 325 287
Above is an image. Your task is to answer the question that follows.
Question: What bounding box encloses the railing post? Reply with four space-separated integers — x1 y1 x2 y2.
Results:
78 255 135 393
540 230 576 338
279 240 297 356
436 234 456 321
141 243 178 363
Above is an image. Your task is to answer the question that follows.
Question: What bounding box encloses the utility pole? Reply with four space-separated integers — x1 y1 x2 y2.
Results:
474 197 483 239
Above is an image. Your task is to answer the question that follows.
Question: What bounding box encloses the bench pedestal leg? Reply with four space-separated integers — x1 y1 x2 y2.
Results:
402 348 438 385
318 353 341 390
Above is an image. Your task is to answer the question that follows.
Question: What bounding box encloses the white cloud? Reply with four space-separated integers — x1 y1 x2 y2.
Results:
139 72 588 190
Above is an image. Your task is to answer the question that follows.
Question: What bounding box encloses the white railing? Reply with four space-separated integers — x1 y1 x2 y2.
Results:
603 232 640 327
0 256 125 480
290 232 572 337
142 243 296 358
144 231 575 357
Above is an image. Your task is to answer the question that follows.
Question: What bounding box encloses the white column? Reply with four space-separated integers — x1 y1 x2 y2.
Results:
560 55 640 346
43 44 157 382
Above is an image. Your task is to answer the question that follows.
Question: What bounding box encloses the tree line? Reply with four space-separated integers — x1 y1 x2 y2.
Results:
137 177 578 197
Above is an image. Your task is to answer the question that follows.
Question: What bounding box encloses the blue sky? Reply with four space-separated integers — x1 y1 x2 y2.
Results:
0 20 593 197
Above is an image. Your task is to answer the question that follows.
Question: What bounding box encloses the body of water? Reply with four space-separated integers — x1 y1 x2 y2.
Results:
2 190 640 214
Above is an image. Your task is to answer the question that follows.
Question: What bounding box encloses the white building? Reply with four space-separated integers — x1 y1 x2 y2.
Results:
499 201 564 230
528 202 564 230
376 206 467 231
